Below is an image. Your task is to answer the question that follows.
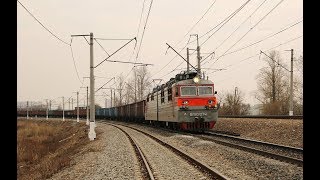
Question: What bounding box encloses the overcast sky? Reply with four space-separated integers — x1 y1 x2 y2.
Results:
17 0 303 108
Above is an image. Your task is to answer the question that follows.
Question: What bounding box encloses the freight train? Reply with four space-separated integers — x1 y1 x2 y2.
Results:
17 107 88 119
17 71 220 131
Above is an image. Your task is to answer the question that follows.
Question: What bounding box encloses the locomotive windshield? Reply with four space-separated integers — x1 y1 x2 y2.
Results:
198 86 213 95
180 86 214 96
181 86 197 96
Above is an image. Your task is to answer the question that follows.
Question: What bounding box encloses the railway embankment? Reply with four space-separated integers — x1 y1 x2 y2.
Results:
212 117 303 148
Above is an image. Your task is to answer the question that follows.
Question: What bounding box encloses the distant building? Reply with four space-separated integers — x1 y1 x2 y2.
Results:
249 104 263 115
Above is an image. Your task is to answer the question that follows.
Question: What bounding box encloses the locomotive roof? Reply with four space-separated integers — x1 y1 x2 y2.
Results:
150 71 216 93
175 78 214 85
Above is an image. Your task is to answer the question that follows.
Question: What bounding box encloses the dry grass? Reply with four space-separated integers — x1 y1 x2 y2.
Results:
17 119 90 180
212 118 303 148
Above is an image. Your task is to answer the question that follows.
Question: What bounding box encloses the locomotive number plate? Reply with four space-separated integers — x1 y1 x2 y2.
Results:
189 112 207 116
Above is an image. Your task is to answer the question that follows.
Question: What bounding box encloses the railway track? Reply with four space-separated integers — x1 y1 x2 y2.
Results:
113 120 303 167
106 120 303 167
200 131 303 166
218 115 303 119
108 124 155 180
101 121 228 180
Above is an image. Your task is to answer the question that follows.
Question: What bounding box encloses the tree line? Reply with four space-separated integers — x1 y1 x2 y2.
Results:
19 50 303 116
219 50 303 115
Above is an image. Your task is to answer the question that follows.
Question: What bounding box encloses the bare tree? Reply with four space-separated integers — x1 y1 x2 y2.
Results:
219 88 250 115
255 50 293 115
124 83 133 104
31 101 47 110
115 74 125 106
123 72 139 104
293 54 303 114
134 66 152 100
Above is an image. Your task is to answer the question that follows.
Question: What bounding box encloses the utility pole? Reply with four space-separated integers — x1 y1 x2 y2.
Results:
72 33 138 140
81 78 90 125
71 98 73 110
187 47 190 73
62 96 65 121
289 49 294 116
234 87 238 115
27 101 29 119
196 35 201 78
77 91 79 122
46 99 48 120
73 91 80 122
72 32 96 139
191 34 201 78
89 32 96 140
152 79 162 121
111 89 112 107
235 87 238 97
86 87 89 124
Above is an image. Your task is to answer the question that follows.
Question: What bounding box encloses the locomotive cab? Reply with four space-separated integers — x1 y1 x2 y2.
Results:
173 75 219 131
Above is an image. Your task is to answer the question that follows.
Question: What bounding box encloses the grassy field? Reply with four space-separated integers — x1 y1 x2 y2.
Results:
17 119 90 180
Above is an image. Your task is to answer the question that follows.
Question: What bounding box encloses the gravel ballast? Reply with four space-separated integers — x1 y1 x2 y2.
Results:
49 118 303 179
119 125 210 180
126 121 303 179
49 123 142 180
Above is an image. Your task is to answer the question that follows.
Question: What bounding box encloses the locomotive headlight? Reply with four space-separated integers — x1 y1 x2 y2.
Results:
208 100 213 104
193 76 200 83
183 100 189 105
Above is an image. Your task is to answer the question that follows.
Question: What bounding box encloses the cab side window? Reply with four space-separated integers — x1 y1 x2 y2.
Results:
168 87 172 101
161 88 165 103
175 87 179 96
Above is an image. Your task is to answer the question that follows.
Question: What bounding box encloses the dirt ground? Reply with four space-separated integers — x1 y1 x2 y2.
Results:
212 118 303 148
17 118 94 180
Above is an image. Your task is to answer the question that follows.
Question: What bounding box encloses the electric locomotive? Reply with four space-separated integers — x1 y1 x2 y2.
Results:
145 71 219 131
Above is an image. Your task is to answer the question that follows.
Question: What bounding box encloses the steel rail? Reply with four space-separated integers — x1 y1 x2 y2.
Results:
218 115 303 119
205 131 303 154
117 123 229 180
201 132 303 167
108 123 155 180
